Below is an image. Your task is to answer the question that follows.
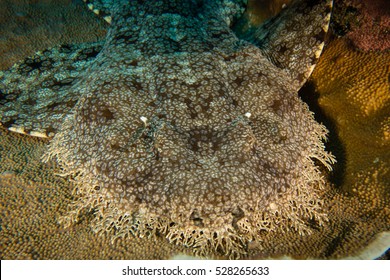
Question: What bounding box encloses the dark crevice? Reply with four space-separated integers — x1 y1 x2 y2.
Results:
299 80 347 189
323 222 351 258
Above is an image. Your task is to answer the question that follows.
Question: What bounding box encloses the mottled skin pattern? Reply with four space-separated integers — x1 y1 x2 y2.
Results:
0 0 334 258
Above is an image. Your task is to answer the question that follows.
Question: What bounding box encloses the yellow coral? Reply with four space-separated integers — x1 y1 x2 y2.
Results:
314 39 390 117
312 38 389 200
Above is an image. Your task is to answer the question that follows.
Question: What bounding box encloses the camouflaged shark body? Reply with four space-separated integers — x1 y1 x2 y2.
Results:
0 0 334 258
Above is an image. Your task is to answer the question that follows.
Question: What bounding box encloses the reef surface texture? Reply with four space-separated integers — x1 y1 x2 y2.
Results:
0 0 389 259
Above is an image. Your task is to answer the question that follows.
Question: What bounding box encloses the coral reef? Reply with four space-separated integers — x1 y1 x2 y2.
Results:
0 129 188 259
310 37 389 221
331 0 390 51
0 0 184 260
0 0 107 69
0 0 389 260
1 0 335 258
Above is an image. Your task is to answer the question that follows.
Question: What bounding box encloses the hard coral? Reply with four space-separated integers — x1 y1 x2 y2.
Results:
0 0 107 69
0 0 389 261
332 0 390 51
309 37 390 257
0 128 188 259
34 0 333 259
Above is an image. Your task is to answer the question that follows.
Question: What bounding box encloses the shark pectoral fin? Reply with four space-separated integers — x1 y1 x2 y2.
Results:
238 0 333 90
83 0 115 24
0 41 104 138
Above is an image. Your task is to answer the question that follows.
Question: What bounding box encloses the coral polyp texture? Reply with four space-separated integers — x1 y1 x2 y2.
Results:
4 0 388 260
332 0 390 51
311 38 390 212
0 129 188 259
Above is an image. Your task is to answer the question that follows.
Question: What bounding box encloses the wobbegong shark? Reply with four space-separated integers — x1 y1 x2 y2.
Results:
0 0 334 258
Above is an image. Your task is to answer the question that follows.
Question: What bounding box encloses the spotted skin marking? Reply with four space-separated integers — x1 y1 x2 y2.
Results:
0 0 334 258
